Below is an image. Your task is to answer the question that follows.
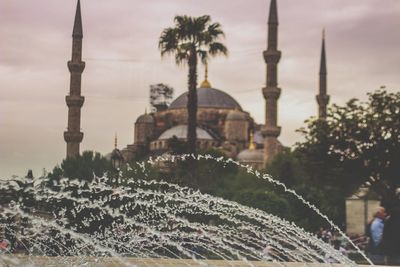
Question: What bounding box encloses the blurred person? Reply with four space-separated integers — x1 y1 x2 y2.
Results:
316 227 324 239
321 228 332 243
366 207 386 264
0 236 10 253
382 200 400 265
334 239 347 256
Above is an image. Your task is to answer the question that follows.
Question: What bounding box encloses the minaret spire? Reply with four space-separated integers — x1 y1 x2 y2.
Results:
72 0 83 38
320 29 327 77
262 0 282 166
268 0 278 26
316 29 329 120
64 0 85 158
200 62 211 88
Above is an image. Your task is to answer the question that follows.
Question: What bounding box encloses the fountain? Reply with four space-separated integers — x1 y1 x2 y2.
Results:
0 155 373 266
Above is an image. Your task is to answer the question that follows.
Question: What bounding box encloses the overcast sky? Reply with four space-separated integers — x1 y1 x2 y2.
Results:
0 0 399 178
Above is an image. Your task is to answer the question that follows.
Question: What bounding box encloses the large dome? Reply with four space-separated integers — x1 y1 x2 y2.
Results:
169 88 242 110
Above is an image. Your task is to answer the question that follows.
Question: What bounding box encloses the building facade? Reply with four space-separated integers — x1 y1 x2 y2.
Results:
67 0 329 170
121 78 259 163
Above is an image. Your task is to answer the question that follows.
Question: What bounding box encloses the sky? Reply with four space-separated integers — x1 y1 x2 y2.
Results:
0 0 399 178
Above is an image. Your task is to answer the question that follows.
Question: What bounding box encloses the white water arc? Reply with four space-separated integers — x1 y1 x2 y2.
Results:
0 154 371 266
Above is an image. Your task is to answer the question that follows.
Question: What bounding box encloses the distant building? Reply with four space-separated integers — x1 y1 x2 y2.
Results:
122 76 258 163
66 0 329 170
346 186 380 235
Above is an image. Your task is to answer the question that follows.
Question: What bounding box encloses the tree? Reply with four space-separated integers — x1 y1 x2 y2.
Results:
48 151 113 183
159 15 228 154
266 150 346 230
297 90 400 204
150 83 174 112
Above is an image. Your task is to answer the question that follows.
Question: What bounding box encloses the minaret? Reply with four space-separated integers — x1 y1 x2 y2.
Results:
64 0 85 158
316 29 329 120
262 0 282 165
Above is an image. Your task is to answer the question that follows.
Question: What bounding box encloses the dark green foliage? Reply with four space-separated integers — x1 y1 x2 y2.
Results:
263 89 400 230
145 149 291 220
265 149 347 230
48 151 113 183
297 90 400 203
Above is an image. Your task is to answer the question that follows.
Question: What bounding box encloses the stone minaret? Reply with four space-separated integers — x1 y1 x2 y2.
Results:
262 0 282 165
64 0 85 158
316 30 329 120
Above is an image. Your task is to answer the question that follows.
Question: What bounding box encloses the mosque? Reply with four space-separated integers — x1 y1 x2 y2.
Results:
64 0 329 170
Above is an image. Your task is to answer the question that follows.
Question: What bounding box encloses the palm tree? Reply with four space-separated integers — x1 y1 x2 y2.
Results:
159 15 228 154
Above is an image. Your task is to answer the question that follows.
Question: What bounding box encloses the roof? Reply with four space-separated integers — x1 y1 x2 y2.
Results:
237 149 264 162
347 186 380 200
136 113 154 124
169 87 242 110
111 148 124 160
105 148 124 161
158 125 214 140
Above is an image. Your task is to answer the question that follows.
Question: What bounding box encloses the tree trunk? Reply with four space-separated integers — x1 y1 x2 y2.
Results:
187 48 198 155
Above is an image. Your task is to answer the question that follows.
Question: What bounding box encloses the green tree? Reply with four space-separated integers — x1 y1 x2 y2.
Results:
159 15 228 154
149 83 174 112
297 90 400 205
49 151 113 183
265 149 349 230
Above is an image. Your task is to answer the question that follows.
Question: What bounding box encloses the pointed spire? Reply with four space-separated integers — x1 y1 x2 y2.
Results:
114 133 118 149
72 0 83 38
319 29 327 75
316 28 329 120
200 62 212 88
268 0 278 25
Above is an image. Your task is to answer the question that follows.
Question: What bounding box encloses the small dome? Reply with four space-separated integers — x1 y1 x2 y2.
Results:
158 125 214 140
105 148 124 161
136 113 154 124
237 149 264 162
226 110 247 121
169 88 242 110
110 148 124 161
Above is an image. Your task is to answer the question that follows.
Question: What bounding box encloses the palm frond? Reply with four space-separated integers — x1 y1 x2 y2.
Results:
159 28 179 56
160 15 227 64
175 50 189 65
209 42 228 57
197 50 208 64
207 22 225 39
